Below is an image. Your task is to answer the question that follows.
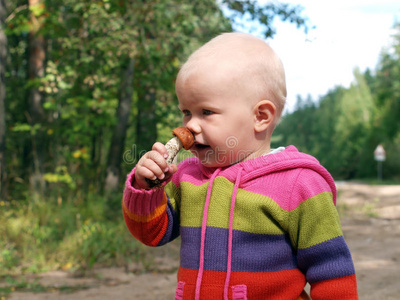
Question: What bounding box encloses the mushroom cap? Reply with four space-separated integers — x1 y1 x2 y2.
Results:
172 127 195 150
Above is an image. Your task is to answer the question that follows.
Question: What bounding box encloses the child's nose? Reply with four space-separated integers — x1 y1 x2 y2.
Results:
186 117 201 134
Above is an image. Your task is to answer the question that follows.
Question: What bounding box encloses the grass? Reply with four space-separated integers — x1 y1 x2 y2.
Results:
0 191 143 278
361 197 380 218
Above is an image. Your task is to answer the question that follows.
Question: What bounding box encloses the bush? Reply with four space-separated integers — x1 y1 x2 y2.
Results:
0 193 140 276
57 221 140 271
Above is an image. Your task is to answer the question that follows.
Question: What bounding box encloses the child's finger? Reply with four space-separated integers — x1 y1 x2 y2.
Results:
141 155 168 180
134 167 154 189
146 150 169 171
152 142 169 159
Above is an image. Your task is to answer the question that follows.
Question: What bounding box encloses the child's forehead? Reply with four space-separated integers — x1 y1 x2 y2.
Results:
177 60 247 93
176 70 255 110
179 53 256 88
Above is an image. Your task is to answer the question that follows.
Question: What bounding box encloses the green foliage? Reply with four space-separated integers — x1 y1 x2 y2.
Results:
0 242 19 271
57 220 138 270
44 166 76 189
0 277 48 298
0 193 140 276
332 69 375 178
372 24 400 139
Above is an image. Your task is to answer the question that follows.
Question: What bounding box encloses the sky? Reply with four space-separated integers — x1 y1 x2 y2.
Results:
257 0 400 112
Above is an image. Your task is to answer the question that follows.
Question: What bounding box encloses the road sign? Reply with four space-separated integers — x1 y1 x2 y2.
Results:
374 144 386 162
374 144 386 181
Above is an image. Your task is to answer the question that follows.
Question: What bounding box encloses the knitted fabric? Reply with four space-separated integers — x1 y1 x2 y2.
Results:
122 146 358 299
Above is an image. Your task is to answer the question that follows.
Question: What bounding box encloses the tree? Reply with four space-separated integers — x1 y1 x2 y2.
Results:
27 0 46 193
334 68 375 178
374 22 400 139
105 57 135 193
40 0 139 195
312 87 344 173
105 0 234 192
0 0 7 199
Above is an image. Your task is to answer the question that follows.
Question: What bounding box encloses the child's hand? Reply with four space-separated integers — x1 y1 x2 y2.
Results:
133 142 178 189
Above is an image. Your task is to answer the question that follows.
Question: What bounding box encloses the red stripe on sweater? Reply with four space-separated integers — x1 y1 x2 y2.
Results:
177 267 307 299
123 208 168 247
311 274 358 299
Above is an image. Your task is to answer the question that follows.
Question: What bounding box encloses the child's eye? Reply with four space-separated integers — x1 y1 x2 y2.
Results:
202 109 214 115
182 109 191 117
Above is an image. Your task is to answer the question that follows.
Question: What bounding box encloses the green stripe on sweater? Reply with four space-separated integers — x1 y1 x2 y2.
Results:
177 177 287 235
288 192 343 249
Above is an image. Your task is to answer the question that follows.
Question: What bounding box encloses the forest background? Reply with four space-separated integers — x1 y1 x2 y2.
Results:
0 0 399 283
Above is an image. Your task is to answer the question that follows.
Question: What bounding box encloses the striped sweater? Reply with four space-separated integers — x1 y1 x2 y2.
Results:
123 146 358 299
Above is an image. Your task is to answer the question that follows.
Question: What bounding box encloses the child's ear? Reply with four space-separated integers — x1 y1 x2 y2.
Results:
253 100 276 133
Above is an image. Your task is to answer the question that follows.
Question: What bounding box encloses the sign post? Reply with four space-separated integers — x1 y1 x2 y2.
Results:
374 144 386 181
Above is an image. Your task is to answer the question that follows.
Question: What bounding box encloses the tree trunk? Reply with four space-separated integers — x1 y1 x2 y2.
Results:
136 89 158 157
0 0 7 199
104 57 135 193
27 0 46 193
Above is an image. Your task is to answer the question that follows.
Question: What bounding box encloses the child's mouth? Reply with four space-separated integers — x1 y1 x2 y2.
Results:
195 143 209 149
192 143 211 153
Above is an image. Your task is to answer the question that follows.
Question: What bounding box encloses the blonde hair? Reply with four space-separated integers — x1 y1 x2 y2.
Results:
177 32 287 122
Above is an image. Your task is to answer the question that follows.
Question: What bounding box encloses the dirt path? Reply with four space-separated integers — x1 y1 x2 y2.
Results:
5 183 400 300
336 183 400 300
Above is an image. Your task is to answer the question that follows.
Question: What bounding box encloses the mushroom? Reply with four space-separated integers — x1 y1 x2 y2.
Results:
146 127 194 188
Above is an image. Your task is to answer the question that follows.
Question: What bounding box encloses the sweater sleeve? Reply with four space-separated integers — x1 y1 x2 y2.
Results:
288 168 358 299
122 168 180 247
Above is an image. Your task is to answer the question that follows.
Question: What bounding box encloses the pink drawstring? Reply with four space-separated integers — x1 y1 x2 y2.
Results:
195 168 221 300
224 167 242 300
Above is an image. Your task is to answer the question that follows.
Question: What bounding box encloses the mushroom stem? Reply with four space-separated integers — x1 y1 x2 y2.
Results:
164 136 183 165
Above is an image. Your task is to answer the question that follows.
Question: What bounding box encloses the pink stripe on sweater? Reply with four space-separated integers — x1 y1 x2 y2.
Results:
123 168 166 215
172 158 207 188
243 168 334 211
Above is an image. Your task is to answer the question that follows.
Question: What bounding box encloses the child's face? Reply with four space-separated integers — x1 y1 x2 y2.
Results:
176 66 263 167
